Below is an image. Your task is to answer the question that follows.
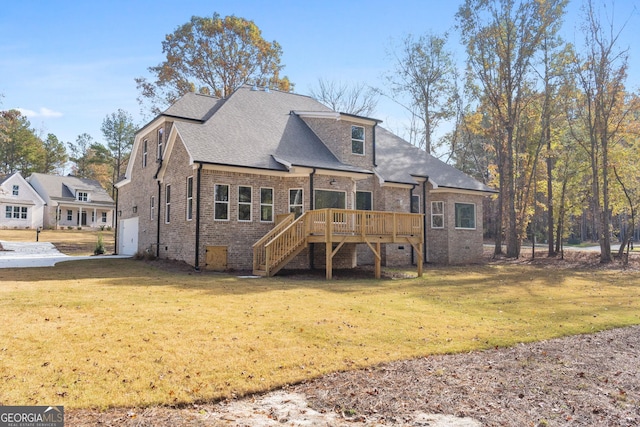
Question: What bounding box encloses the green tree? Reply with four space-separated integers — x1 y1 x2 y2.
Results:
0 110 45 175
42 133 68 174
384 32 457 154
101 109 136 196
136 13 292 116
68 133 110 181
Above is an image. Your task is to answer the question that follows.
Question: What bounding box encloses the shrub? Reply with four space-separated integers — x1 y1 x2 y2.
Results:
94 234 106 255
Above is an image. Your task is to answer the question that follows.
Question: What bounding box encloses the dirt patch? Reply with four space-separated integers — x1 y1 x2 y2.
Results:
65 326 640 426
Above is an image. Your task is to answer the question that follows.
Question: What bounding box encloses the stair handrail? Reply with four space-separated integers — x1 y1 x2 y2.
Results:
252 213 295 272
263 212 309 275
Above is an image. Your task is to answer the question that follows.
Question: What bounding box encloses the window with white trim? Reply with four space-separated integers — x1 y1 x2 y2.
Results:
431 201 444 228
165 184 171 223
77 191 88 202
186 176 193 220
150 196 155 220
101 212 107 223
214 184 229 220
289 189 303 217
67 210 73 221
157 128 164 160
351 125 365 155
455 202 476 229
12 185 19 196
238 186 252 221
142 139 148 168
5 206 27 219
260 187 274 222
356 191 372 210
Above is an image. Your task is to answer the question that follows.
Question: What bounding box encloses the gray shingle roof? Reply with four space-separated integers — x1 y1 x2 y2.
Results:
163 92 223 121
163 86 494 194
374 127 496 193
28 173 115 204
174 85 371 174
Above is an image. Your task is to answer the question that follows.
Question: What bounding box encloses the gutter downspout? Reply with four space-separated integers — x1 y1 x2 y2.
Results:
113 185 119 255
372 122 378 167
194 163 202 271
309 168 316 270
156 180 161 258
423 177 429 264
410 184 417 265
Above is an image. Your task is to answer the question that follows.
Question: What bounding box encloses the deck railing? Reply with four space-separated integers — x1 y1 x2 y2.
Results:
253 209 423 276
307 209 423 239
252 213 296 273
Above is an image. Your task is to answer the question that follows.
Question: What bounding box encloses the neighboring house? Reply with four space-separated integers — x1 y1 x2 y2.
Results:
27 173 115 230
116 85 496 277
0 172 45 229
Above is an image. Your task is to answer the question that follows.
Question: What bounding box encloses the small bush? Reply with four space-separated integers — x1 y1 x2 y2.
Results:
106 226 112 231
94 234 106 255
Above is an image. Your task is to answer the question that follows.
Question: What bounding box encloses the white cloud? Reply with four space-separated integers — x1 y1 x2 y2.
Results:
16 107 63 118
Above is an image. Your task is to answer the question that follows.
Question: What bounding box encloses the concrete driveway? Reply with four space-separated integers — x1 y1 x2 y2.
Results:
0 241 130 268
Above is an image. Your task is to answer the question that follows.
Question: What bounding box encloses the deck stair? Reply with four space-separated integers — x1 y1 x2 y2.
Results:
253 209 424 279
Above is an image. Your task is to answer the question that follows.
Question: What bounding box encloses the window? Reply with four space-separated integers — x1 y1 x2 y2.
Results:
411 195 420 213
351 125 365 155
91 211 95 223
186 177 193 220
12 185 19 196
142 139 148 168
165 185 171 223
356 191 372 210
157 128 164 160
289 189 303 217
314 189 346 209
67 210 73 221
238 186 252 221
455 203 476 229
260 188 274 222
7 206 28 219
431 201 444 229
214 184 229 220
101 212 107 223
150 196 155 220
77 191 88 202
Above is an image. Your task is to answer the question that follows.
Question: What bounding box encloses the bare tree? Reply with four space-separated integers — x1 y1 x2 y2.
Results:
308 79 378 117
384 32 457 154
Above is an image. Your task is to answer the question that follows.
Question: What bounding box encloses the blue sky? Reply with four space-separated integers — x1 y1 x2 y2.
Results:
1 0 639 151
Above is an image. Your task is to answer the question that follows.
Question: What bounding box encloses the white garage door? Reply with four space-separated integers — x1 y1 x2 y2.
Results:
118 217 139 256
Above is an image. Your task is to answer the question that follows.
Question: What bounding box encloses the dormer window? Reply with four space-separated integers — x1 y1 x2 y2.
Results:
12 185 19 196
157 128 164 160
77 191 88 202
351 125 365 155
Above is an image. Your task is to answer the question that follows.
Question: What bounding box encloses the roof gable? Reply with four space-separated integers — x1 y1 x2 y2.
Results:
28 173 115 203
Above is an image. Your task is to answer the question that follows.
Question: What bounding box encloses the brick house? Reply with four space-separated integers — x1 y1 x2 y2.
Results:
115 85 495 277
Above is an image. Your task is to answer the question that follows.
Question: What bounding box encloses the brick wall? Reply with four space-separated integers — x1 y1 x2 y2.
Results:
301 117 375 170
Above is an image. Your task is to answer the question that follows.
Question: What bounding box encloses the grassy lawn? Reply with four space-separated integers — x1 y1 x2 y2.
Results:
1 256 639 410
0 228 115 255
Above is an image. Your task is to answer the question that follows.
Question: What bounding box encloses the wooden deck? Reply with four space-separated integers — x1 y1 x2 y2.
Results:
253 209 424 279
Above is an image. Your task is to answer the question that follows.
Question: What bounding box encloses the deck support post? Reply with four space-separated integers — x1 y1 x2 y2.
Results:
375 242 381 279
